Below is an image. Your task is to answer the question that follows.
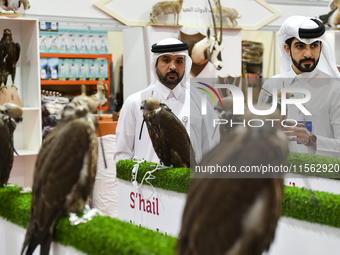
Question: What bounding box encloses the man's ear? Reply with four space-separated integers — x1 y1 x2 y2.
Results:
284 44 291 56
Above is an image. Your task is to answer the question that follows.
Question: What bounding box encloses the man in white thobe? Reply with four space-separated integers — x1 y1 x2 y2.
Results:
258 16 340 157
114 38 219 164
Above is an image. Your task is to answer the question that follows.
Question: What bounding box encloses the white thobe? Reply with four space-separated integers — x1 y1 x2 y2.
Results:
258 68 340 157
114 80 219 164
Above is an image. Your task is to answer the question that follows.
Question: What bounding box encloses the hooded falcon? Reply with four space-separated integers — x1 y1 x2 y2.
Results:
21 95 99 255
141 93 193 168
0 29 20 90
0 102 22 187
177 109 289 255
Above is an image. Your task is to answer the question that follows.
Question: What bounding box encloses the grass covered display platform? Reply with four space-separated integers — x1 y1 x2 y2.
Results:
0 186 176 255
1 152 340 254
116 152 340 194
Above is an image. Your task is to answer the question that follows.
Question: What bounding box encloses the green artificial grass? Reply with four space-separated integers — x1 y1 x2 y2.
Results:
0 186 177 255
116 160 190 194
2 152 340 254
116 153 340 195
282 185 340 228
288 152 340 180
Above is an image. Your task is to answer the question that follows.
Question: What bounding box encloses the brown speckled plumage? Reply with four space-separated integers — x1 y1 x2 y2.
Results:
21 95 98 255
0 102 22 187
141 95 192 168
177 110 288 255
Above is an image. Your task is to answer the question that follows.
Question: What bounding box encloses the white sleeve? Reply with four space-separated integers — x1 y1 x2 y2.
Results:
114 96 137 162
315 89 340 157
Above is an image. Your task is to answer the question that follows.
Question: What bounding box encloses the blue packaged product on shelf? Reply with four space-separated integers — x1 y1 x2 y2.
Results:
40 58 49 80
48 58 59 80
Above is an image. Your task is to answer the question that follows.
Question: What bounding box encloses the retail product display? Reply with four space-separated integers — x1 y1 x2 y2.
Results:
0 28 20 90
150 0 183 25
141 94 191 168
39 29 108 54
39 21 58 32
40 57 109 81
0 102 22 187
177 110 288 255
21 94 100 255
40 53 111 111
0 0 30 12
213 0 240 27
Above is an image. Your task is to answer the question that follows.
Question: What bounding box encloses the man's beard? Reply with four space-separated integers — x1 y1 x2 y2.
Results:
156 69 185 87
291 52 320 73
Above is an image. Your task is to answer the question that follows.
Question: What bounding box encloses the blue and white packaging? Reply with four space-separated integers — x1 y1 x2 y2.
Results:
58 29 68 53
48 58 59 80
88 59 98 80
68 32 78 53
77 30 88 54
69 59 79 80
40 58 48 80
78 59 89 81
48 32 59 53
39 32 49 53
51 22 59 31
96 31 108 54
58 59 69 80
97 58 108 80
88 33 97 54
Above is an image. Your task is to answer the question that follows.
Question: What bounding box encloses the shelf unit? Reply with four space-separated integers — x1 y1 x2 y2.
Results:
0 17 42 187
40 53 112 111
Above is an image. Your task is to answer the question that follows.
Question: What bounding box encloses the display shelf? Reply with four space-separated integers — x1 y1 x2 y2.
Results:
40 53 112 111
41 80 110 85
0 17 42 188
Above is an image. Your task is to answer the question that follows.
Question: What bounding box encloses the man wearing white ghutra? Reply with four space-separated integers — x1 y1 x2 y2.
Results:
258 15 340 157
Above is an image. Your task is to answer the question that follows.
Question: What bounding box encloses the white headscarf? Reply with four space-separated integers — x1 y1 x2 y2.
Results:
277 15 340 78
150 38 193 87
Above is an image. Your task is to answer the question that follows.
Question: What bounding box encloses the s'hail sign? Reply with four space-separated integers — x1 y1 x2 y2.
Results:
94 0 280 30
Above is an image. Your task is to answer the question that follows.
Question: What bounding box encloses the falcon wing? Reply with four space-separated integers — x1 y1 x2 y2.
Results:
157 108 191 167
15 43 20 63
0 117 11 186
22 118 96 255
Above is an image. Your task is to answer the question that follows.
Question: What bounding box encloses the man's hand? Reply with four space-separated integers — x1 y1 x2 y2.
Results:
283 121 310 145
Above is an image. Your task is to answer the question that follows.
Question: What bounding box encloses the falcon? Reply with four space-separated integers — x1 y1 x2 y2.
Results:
177 110 289 255
0 28 21 90
0 102 23 187
140 93 193 168
21 95 99 255
0 0 31 12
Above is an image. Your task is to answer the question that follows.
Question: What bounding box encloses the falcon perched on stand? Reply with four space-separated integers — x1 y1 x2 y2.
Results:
0 0 31 12
0 102 22 187
0 29 21 90
177 109 289 255
21 94 99 255
141 93 193 168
